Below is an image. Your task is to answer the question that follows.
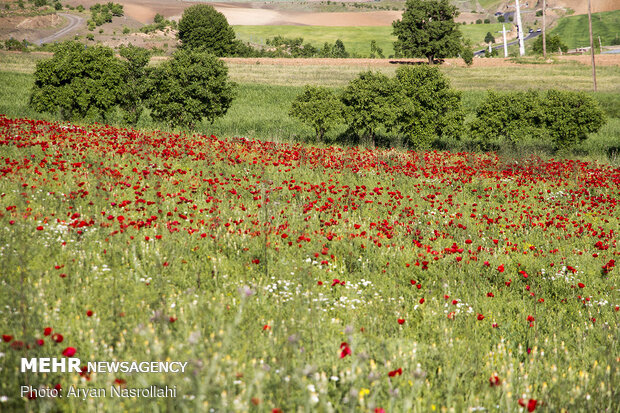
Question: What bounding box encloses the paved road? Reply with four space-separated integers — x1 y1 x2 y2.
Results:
37 13 84 45
474 31 541 56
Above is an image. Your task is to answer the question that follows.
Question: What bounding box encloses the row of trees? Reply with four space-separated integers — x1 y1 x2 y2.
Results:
290 66 605 151
29 42 235 129
290 66 464 148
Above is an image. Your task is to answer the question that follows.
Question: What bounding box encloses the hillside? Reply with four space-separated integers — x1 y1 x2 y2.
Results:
550 9 620 49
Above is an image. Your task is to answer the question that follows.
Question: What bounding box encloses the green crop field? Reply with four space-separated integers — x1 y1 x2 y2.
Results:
233 23 514 57
550 10 620 49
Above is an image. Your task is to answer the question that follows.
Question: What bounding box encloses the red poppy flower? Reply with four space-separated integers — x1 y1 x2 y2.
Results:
489 375 501 386
86 310 93 317
419 298 425 304
477 314 485 320
52 333 63 343
43 327 52 336
397 318 405 325
497 264 505 273
388 367 403 377
2 335 12 343
578 282 585 288
62 347 76 357
518 398 539 412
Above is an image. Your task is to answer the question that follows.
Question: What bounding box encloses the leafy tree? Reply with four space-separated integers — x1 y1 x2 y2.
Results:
369 40 384 58
34 0 47 7
29 41 126 121
497 15 505 23
541 90 605 149
392 0 462 64
461 43 474 66
332 39 349 58
469 91 545 150
468 90 605 151
289 86 344 142
532 34 568 54
394 65 464 148
484 31 495 44
146 49 235 129
341 71 401 145
177 4 236 56
117 44 151 125
154 13 164 24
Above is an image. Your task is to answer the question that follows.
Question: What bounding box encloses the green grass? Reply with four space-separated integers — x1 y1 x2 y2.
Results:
550 10 620 49
234 25 396 57
233 23 513 57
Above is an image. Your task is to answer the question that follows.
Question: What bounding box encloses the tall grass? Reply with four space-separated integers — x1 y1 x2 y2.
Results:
550 10 620 49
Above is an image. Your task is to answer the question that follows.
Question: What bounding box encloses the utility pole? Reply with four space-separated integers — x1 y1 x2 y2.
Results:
503 24 508 57
542 0 547 58
588 0 597 91
515 0 525 56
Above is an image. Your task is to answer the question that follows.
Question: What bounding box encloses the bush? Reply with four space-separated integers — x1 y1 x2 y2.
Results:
497 15 505 23
177 4 236 56
541 90 606 149
29 41 126 121
532 34 568 54
476 19 482 24
34 0 47 7
469 90 605 151
394 65 464 148
461 45 474 66
341 71 401 145
290 86 344 142
5 38 27 52
146 49 236 129
54 2 62 10
483 18 490 24
117 44 151 125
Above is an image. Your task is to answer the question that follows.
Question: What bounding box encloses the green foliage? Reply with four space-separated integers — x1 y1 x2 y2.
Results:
5 38 28 52
29 41 126 121
76 4 84 12
117 44 151 125
341 71 401 144
469 90 606 151
289 86 344 142
484 31 495 44
146 50 236 129
34 0 47 7
177 4 236 56
497 15 505 23
461 44 474 66
476 19 483 24
532 34 568 54
122 26 130 34
541 90 606 149
393 0 463 63
369 40 384 59
394 65 464 148
264 36 318 58
154 13 164 24
54 1 62 10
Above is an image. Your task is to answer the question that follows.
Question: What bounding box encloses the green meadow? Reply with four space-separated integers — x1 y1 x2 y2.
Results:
550 9 620 49
233 23 513 57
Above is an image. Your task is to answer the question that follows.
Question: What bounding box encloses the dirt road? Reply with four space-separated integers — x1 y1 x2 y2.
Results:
36 13 84 45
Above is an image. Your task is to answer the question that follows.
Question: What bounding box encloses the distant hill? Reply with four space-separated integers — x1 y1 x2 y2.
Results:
550 9 620 49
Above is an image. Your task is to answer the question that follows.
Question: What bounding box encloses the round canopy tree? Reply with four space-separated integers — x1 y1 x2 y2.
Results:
392 0 462 64
177 4 236 56
29 41 126 121
146 49 236 130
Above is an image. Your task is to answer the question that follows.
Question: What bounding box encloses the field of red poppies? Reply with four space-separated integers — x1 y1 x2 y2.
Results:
0 115 618 411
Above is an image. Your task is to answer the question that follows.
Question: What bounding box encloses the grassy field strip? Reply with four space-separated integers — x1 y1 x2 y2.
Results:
233 23 513 56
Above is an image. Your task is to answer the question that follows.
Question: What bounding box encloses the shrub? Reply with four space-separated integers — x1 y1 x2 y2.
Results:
34 0 47 7
177 4 236 56
541 90 606 149
483 18 490 24
341 71 401 145
117 44 151 125
29 41 126 121
461 45 474 66
497 15 505 22
394 65 464 148
290 86 344 142
145 49 236 129
5 38 27 52
469 90 605 151
532 34 568 54
476 19 482 24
